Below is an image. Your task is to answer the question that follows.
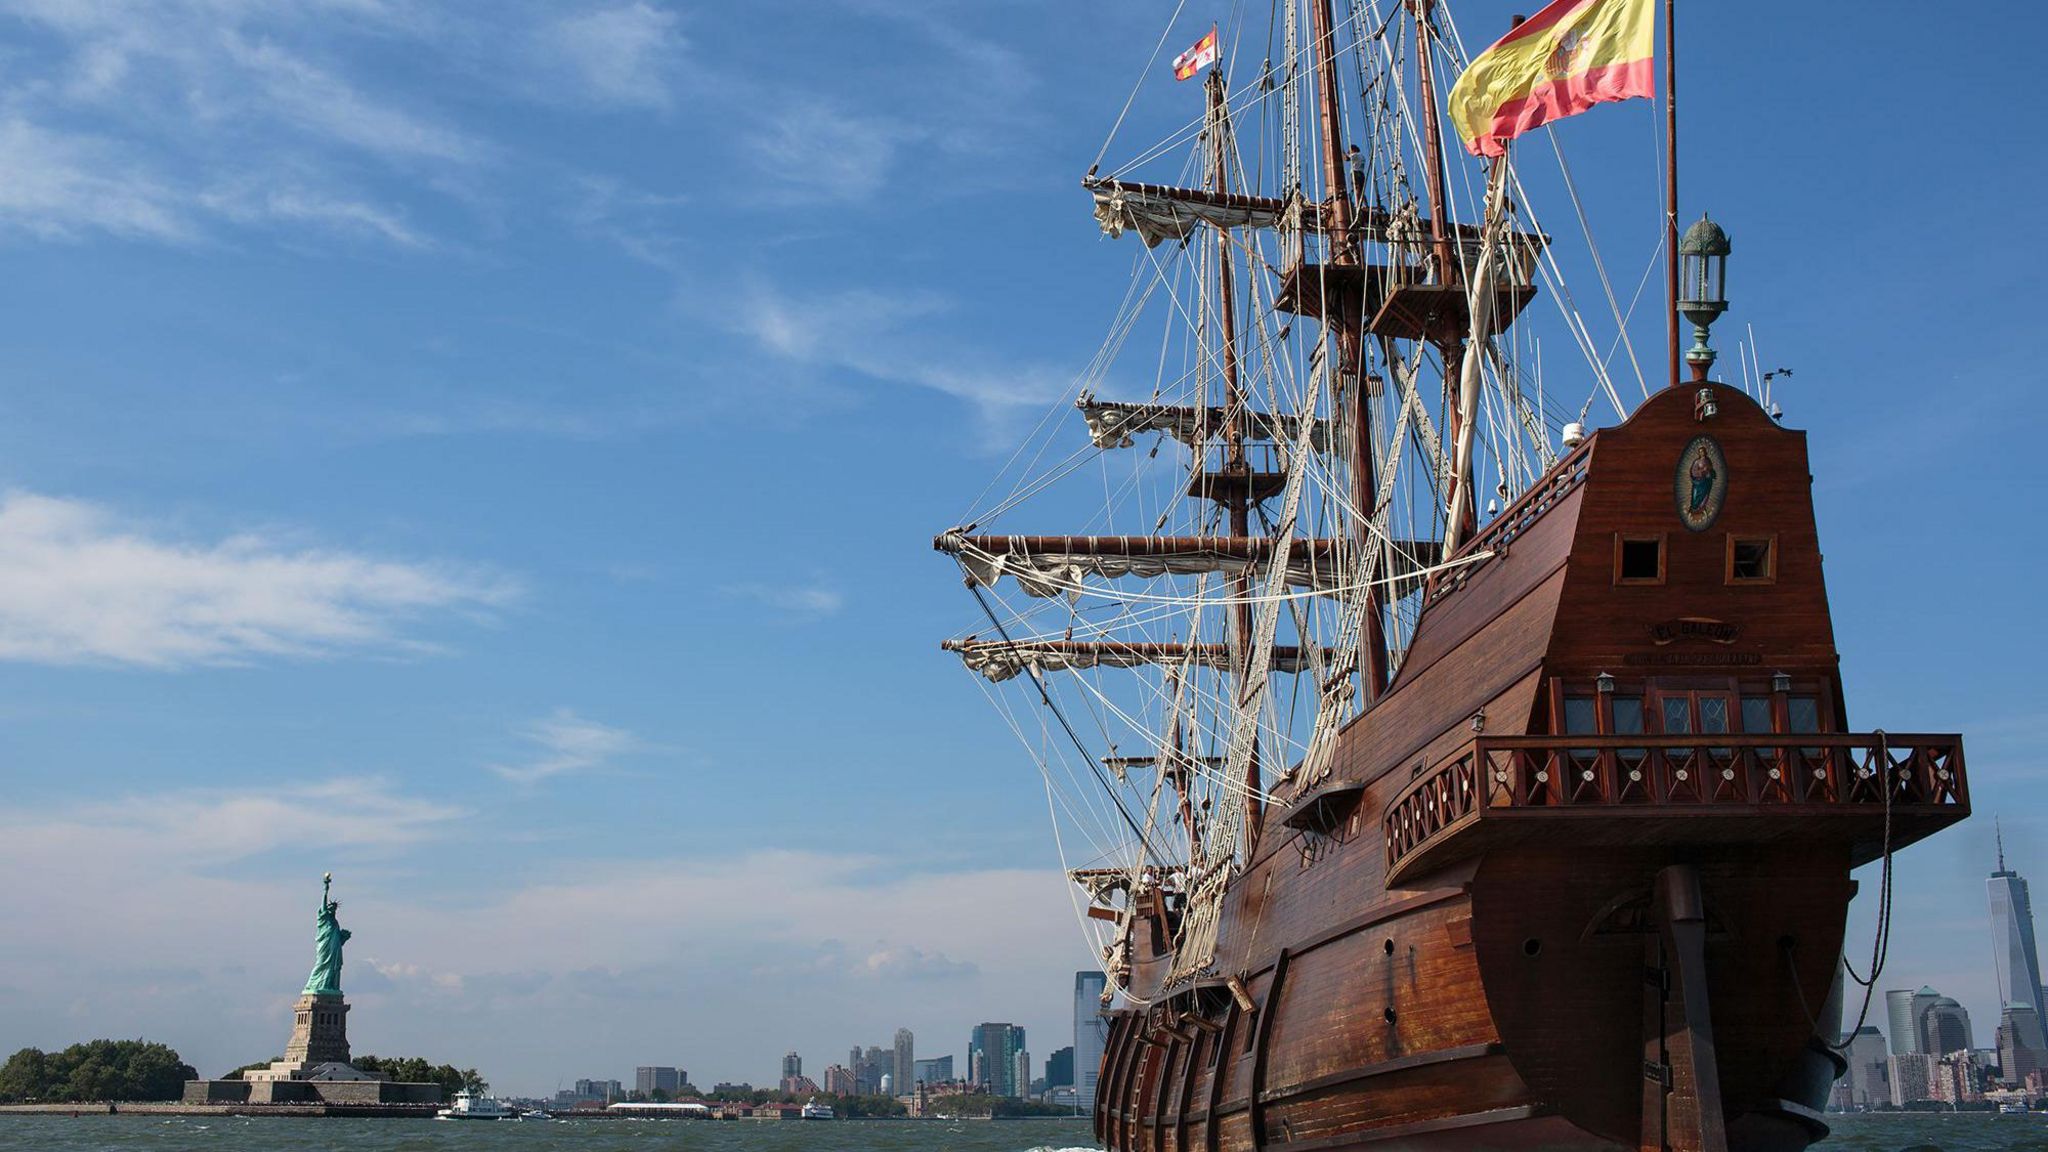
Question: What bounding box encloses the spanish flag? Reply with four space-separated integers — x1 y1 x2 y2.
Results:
1448 0 1654 157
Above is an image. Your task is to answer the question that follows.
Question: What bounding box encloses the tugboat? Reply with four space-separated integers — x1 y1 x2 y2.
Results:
935 1 1967 1150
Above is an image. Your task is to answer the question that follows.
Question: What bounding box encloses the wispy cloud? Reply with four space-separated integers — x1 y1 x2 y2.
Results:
0 117 192 242
719 581 845 621
490 709 638 785
725 278 1072 419
0 491 513 668
218 32 482 165
536 2 687 111
0 778 464 869
749 99 912 204
565 174 691 269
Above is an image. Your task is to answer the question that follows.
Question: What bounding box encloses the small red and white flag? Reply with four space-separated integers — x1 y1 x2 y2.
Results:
1171 28 1218 81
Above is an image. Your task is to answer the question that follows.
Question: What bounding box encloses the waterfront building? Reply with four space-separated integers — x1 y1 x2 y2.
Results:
914 1055 953 1084
970 1022 1027 1097
1075 970 1108 1108
1887 1052 1936 1106
635 1066 681 1097
1990 826 2048 1052
574 1078 624 1102
895 1027 916 1088
1047 1045 1074 1089
782 1051 802 1082
1014 1050 1031 1101
823 1065 856 1095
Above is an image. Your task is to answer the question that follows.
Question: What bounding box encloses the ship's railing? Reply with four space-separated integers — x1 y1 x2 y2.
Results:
1383 733 1967 876
1425 444 1591 606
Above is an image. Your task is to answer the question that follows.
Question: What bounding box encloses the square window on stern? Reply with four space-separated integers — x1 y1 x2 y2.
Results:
1617 535 1665 584
1728 536 1777 583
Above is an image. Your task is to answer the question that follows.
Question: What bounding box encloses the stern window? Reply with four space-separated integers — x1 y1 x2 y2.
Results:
1617 535 1666 584
1727 535 1777 583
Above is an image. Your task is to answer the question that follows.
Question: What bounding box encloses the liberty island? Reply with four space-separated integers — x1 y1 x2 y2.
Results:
181 876 442 1109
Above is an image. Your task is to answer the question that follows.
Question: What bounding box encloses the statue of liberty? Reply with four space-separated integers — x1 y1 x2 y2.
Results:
304 873 351 996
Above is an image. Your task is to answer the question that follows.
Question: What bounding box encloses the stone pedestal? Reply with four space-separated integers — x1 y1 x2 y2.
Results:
285 993 350 1066
244 993 349 1082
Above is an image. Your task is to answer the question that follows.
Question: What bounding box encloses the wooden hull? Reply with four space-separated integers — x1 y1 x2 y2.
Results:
1091 385 1964 1152
1096 848 1850 1152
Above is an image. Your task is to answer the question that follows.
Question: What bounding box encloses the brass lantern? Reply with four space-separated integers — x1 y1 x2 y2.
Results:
1678 214 1731 382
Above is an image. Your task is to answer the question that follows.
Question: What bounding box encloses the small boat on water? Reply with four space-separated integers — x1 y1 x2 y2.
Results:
1999 1101 2030 1115
436 1090 516 1120
800 1101 835 1121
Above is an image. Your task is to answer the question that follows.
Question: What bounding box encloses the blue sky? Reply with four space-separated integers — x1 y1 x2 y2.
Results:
0 0 2041 1096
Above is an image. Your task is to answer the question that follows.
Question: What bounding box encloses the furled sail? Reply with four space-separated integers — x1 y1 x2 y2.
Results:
941 639 1309 683
1075 392 1330 451
937 532 1351 597
1088 180 1297 248
937 531 1442 601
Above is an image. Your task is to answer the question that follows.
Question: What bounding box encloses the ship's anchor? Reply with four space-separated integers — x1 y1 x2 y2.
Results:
1640 865 1727 1152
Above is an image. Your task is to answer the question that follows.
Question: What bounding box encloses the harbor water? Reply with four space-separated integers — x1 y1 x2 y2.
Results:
0 1114 2044 1152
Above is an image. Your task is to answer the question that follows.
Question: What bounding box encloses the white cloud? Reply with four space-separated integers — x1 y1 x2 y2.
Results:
219 32 480 165
539 3 686 111
565 174 691 269
728 279 1072 416
719 581 845 621
2 779 464 869
198 182 429 248
0 117 192 242
489 709 638 784
750 99 912 203
0 491 513 668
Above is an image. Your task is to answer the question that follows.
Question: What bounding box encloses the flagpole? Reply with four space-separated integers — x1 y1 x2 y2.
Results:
1665 0 1679 390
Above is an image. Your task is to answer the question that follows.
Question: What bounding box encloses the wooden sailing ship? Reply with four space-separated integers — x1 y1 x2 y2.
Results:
936 2 1966 1149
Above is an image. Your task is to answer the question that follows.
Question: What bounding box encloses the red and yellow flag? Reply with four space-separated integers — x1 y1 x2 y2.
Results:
1448 0 1654 157
1172 28 1219 82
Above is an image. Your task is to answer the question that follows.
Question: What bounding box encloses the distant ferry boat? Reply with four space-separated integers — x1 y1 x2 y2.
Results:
436 1090 515 1120
801 1101 835 1121
2000 1101 2030 1115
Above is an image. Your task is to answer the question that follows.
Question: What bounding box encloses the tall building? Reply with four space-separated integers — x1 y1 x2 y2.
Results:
1075 970 1109 1108
635 1066 681 1096
855 1045 890 1095
572 1078 623 1102
782 1051 802 1081
894 1028 916 1091
823 1065 856 1096
1839 1026 1888 1109
914 1056 953 1084
1047 1046 1075 1090
970 1023 1027 1097
1014 1050 1032 1100
1920 997 1974 1055
1990 827 2048 1053
1885 987 1941 1055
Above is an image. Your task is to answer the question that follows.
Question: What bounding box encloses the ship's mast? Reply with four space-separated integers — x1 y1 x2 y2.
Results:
1206 69 1263 846
1409 0 1479 541
1306 0 1390 703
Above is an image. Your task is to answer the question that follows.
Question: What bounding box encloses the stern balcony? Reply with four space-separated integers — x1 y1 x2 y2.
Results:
1382 733 1966 885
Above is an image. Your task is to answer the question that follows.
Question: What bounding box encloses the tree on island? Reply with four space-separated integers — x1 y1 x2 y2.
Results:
0 1040 196 1103
220 1053 485 1101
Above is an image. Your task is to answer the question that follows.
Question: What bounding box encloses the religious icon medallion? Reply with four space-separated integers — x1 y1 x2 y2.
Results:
1676 435 1727 532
